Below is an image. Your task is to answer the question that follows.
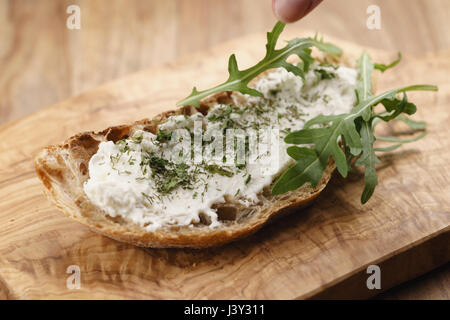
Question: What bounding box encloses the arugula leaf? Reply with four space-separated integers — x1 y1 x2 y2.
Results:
373 129 427 154
373 113 426 131
352 51 433 202
353 52 378 202
374 52 402 72
394 114 426 130
355 120 380 203
177 22 341 107
379 93 416 119
373 132 428 152
284 117 362 178
375 131 428 143
355 52 374 106
271 84 437 198
373 144 403 152
309 34 343 56
358 80 428 198
272 147 324 194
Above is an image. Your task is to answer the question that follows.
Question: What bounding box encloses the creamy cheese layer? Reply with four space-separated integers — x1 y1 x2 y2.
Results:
84 64 358 231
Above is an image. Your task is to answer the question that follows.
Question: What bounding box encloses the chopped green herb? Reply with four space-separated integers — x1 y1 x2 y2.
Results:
286 105 305 119
269 89 280 96
156 129 172 143
116 140 130 153
314 68 336 80
141 192 154 204
131 135 143 144
142 152 194 194
205 164 234 177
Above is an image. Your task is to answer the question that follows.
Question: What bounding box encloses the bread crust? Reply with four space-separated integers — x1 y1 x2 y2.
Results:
35 58 354 248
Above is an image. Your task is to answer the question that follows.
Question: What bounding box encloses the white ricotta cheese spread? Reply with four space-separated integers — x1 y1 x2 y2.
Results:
84 64 358 231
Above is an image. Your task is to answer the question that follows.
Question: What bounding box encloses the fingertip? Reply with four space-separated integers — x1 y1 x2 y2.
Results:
273 0 323 23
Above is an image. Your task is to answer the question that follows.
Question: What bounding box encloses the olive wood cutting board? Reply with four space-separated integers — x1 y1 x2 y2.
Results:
0 30 449 299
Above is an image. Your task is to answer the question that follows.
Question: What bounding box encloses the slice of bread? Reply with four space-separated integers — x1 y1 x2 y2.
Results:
35 55 361 248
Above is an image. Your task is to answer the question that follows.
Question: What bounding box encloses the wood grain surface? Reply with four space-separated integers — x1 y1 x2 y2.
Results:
0 0 449 299
0 28 448 299
376 263 450 300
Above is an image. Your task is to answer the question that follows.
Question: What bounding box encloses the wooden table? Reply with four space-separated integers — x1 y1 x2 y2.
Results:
0 0 449 299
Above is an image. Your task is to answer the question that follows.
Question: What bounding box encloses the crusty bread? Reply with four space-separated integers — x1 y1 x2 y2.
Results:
34 54 364 248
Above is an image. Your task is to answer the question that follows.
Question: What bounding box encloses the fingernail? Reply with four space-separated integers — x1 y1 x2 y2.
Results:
273 0 287 22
